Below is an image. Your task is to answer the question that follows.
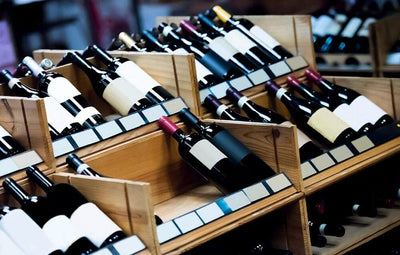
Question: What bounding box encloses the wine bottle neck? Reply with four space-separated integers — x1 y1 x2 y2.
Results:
25 166 54 193
70 52 105 78
172 129 186 141
22 56 45 78
2 178 30 205
92 45 115 65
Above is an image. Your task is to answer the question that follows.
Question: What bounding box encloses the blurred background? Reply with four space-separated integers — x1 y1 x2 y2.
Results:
0 0 399 75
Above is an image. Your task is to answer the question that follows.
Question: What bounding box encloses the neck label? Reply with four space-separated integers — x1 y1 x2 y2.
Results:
216 104 228 116
238 96 249 108
276 88 287 100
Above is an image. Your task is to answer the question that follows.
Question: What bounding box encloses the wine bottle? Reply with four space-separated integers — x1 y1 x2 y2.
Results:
0 69 85 140
312 13 336 52
108 36 126 51
157 22 239 85
211 5 293 59
225 86 324 162
304 68 394 128
286 75 374 135
65 153 164 225
318 13 349 53
0 124 25 160
2 177 98 254
351 17 376 53
82 44 175 103
179 108 276 183
158 115 252 194
118 32 148 52
179 19 259 74
60 51 155 116
25 165 127 248
196 13 277 66
334 15 364 53
310 233 327 247
0 206 64 255
308 219 345 237
203 94 251 121
22 56 106 129
265 80 358 147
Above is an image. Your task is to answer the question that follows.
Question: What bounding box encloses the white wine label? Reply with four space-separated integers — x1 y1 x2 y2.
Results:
71 129 99 148
209 81 230 98
216 104 229 117
341 17 362 38
113 235 146 254
269 61 291 77
333 103 366 131
0 209 58 255
310 153 335 172
349 96 387 125
90 249 113 255
142 105 167 123
52 138 75 157
208 36 239 61
157 221 181 243
326 22 341 36
223 191 251 211
351 136 374 153
189 139 228 170
71 202 122 247
249 25 280 48
44 97 76 132
357 18 376 37
330 144 354 163
196 202 224 223
173 48 189 54
265 173 292 192
95 121 122 139
118 113 145 131
0 157 18 175
237 96 250 108
116 61 160 94
174 212 204 234
162 98 187 115
243 182 270 202
224 29 257 54
42 215 83 252
386 52 400 64
0 229 25 255
307 107 351 143
229 76 253 91
0 125 11 137
301 161 317 179
312 15 334 37
194 59 214 82
247 69 270 85
47 77 81 103
102 77 146 116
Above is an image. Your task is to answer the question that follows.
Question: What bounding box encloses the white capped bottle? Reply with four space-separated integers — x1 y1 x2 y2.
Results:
22 56 106 129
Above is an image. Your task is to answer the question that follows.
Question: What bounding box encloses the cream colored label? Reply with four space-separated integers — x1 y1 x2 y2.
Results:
47 77 81 103
249 25 280 48
71 202 122 247
42 215 82 252
224 29 257 54
349 96 386 125
102 77 145 115
208 36 239 61
307 107 351 143
282 121 312 148
116 61 159 94
189 139 228 170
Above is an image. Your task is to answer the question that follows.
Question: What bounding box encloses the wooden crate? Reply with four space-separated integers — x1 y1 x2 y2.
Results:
369 12 400 77
0 172 160 255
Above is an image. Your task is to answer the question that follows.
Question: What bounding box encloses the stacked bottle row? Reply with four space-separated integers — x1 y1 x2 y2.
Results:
307 155 400 248
0 46 176 142
108 5 292 90
311 0 399 56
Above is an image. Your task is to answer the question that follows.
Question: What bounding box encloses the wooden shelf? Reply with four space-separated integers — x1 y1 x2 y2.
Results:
312 207 400 255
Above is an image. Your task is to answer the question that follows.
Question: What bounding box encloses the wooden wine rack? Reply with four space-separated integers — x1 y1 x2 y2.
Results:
0 14 399 254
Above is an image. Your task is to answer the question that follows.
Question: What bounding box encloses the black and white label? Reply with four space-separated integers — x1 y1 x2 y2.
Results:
42 215 83 252
44 97 77 132
341 17 362 38
224 29 257 54
70 202 122 247
249 25 280 48
102 77 146 116
207 37 240 61
349 96 387 125
189 139 228 170
116 61 160 94
0 209 58 255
